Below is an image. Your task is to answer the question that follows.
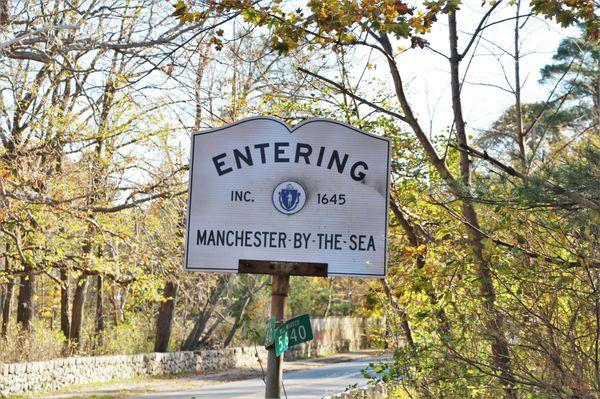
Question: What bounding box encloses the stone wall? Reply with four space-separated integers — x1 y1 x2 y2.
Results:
285 316 370 359
0 352 199 396
323 383 389 399
0 316 368 397
196 346 268 371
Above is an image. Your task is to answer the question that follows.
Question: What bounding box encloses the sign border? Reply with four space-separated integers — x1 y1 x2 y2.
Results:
184 116 391 278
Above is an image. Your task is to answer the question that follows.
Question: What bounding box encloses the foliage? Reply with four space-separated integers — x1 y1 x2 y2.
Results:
167 1 600 398
0 322 67 363
1 2 599 399
530 0 599 40
540 33 600 123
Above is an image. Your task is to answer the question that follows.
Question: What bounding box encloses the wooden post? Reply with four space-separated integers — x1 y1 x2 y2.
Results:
238 260 325 399
265 273 290 399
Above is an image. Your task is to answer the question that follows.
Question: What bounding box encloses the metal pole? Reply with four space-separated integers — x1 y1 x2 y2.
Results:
265 273 289 399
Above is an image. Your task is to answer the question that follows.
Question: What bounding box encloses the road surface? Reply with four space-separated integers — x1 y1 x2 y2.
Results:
42 351 386 399
130 357 377 399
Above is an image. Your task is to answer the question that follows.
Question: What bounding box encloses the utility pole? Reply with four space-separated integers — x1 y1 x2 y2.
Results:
265 273 290 399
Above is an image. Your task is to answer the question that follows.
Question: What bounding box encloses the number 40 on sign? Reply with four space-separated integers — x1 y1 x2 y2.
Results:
265 314 313 357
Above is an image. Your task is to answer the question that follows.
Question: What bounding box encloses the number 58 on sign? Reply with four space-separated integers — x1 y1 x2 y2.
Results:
272 314 313 356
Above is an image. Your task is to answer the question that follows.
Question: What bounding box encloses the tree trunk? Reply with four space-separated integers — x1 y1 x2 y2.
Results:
0 0 8 28
376 21 518 399
110 286 124 325
381 279 414 346
198 313 227 347
16 263 35 331
154 280 178 352
389 200 452 338
60 268 70 339
223 295 251 348
70 274 88 349
1 279 13 337
448 11 517 399
2 243 13 337
194 46 208 131
95 275 104 347
513 0 526 164
182 275 229 350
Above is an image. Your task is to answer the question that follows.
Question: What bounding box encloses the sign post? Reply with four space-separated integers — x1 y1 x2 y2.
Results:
184 117 390 399
265 272 289 398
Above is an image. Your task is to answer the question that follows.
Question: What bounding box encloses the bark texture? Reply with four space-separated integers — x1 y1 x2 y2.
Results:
154 280 178 352
70 275 88 347
60 268 70 339
95 275 104 347
16 264 34 331
448 12 517 399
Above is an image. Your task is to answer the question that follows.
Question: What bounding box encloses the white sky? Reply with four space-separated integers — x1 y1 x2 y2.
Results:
363 1 579 136
161 1 581 151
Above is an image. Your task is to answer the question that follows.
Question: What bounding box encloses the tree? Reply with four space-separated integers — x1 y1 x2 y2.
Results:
540 33 600 123
0 0 231 353
172 0 600 397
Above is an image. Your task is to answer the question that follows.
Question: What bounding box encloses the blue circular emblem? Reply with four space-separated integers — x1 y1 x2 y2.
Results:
272 181 306 215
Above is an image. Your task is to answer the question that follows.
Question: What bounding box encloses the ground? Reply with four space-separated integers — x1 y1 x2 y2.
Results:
22 350 383 399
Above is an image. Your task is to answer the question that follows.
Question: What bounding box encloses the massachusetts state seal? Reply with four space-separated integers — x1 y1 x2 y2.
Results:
272 181 306 215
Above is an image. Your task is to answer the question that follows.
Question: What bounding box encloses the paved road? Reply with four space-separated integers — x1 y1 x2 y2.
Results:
131 357 376 399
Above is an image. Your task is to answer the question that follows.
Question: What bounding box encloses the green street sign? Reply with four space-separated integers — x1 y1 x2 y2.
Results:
282 314 313 348
265 318 276 348
274 314 313 356
275 327 289 356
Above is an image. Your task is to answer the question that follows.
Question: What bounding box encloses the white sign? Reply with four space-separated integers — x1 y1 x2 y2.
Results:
184 117 390 277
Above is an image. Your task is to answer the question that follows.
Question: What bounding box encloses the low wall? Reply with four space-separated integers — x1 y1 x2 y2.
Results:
0 352 199 396
285 316 369 359
0 316 369 397
323 383 389 399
